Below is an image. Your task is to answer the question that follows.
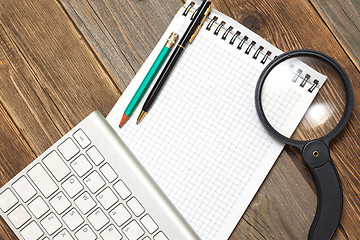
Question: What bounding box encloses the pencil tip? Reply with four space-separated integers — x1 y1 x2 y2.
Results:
119 114 130 128
136 111 147 124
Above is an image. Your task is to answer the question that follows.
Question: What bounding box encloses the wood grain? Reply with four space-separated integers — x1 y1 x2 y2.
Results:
310 0 360 71
0 0 359 239
60 0 182 90
0 104 25 239
0 0 119 238
0 0 120 153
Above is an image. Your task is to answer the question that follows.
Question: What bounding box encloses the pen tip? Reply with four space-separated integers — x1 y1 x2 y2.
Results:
136 111 147 125
119 114 130 128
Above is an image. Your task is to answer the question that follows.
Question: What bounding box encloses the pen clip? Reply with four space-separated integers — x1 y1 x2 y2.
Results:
189 5 212 43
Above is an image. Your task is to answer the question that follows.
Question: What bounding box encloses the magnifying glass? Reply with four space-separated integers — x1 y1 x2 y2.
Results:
255 49 353 240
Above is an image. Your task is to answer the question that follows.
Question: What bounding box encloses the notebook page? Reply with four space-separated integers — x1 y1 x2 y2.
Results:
107 1 326 239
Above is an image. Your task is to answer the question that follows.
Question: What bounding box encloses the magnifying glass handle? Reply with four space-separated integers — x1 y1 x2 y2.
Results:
302 140 342 240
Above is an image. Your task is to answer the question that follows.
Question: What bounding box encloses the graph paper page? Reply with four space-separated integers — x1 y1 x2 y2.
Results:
107 1 326 239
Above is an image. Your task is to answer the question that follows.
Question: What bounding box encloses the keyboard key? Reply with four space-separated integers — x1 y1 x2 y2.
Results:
54 229 73 240
100 163 118 182
43 151 70 181
143 237 151 240
110 204 131 226
0 189 18 212
70 155 92 177
62 208 84 231
74 192 96 214
58 138 79 160
28 197 49 218
100 224 122 240
97 187 118 210
75 225 96 240
87 146 104 165
140 214 158 234
114 180 131 200
88 208 109 230
62 175 83 198
8 205 31 228
122 220 144 240
20 221 43 240
12 176 36 202
27 164 58 198
84 171 105 193
127 197 145 217
40 213 62 235
49 192 71 215
73 129 91 148
154 231 169 240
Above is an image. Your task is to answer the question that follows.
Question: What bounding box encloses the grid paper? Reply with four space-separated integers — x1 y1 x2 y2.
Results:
107 1 325 239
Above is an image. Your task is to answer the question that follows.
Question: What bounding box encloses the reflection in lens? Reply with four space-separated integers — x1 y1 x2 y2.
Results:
307 103 330 126
261 56 346 141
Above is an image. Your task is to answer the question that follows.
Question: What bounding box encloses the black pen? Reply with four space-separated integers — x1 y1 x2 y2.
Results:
137 0 212 124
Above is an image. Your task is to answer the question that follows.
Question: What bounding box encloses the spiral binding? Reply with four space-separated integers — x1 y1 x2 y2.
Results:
230 31 240 45
183 2 272 64
289 65 319 92
237 36 248 50
253 46 264 59
245 41 256 54
182 2 272 64
300 74 311 87
214 21 226 35
191 8 198 20
183 2 195 16
292 68 303 83
206 16 218 30
222 26 233 40
261 51 271 64
308 80 319 92
182 2 318 92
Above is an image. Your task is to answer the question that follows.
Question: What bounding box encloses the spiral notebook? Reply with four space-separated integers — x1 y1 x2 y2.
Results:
107 1 327 239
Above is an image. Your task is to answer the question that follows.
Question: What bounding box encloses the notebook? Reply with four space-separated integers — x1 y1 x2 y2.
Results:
107 1 327 239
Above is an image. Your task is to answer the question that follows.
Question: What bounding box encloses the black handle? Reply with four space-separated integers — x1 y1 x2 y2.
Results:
302 140 342 240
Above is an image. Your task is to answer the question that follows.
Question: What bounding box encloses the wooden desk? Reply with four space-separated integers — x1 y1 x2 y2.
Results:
0 0 359 239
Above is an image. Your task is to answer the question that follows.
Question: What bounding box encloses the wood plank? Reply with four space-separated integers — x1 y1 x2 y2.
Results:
0 24 69 154
0 62 34 240
0 0 120 154
60 0 183 91
0 101 27 240
58 0 360 239
310 0 360 71
0 0 120 238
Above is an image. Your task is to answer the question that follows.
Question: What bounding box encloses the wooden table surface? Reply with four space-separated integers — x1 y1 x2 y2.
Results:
0 0 359 239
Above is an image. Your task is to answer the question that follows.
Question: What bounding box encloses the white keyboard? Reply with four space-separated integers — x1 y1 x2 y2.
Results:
0 111 199 240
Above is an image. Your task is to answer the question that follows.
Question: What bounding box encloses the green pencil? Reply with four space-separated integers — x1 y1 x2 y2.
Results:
119 32 179 127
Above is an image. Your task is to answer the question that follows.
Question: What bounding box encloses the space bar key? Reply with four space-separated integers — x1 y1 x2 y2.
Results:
28 164 59 198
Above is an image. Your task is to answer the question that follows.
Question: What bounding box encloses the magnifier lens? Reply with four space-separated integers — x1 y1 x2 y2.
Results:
261 56 346 141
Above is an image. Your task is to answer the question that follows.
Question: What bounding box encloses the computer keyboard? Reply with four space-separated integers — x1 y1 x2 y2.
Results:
0 110 200 240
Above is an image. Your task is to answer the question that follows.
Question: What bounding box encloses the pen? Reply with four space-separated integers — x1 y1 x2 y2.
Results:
137 0 212 124
119 32 179 127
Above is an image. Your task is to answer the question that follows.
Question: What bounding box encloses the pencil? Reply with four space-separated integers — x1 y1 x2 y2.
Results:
137 0 211 124
119 32 179 127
